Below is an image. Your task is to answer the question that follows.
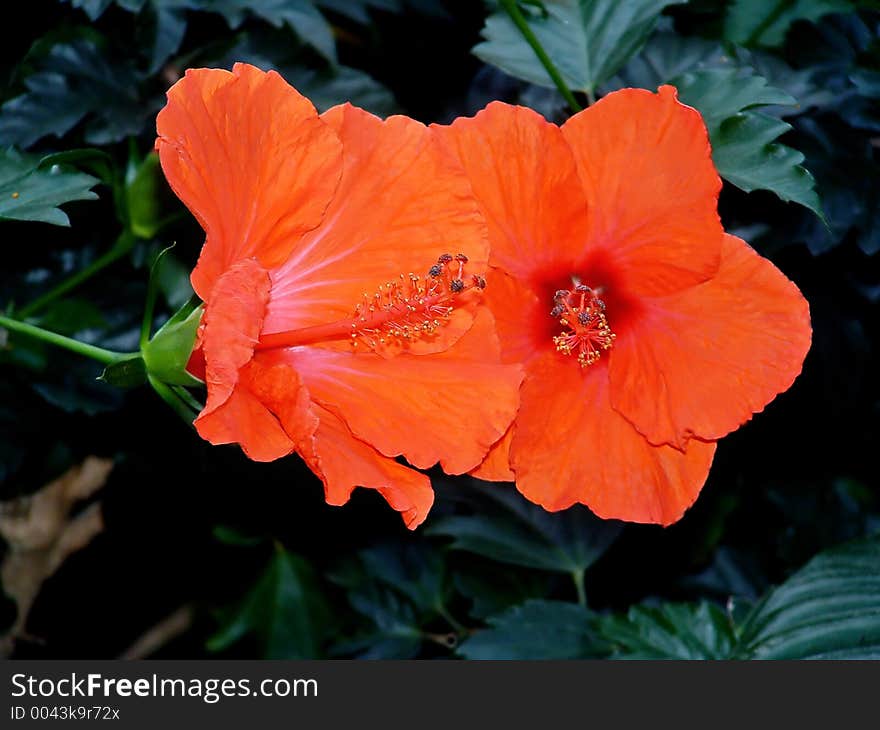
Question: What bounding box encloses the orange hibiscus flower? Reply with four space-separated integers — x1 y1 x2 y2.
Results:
435 86 812 525
155 63 522 528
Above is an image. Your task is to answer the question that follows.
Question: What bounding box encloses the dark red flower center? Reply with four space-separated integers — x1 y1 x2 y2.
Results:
550 284 616 367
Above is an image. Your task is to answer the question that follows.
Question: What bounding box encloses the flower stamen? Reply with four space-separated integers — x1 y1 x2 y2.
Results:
551 284 615 367
256 253 482 352
349 253 480 351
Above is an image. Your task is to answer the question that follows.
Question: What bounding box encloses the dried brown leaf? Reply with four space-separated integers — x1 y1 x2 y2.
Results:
0 456 112 655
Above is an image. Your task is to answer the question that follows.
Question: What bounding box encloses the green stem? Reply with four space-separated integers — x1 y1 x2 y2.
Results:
149 376 198 427
500 0 583 113
17 230 135 318
0 314 128 366
141 245 176 349
170 385 205 413
572 569 587 607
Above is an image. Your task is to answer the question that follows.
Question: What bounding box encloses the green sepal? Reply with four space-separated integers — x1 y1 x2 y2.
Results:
142 302 203 387
98 352 147 387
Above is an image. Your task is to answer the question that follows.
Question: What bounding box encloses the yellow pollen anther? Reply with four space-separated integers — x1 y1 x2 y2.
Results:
256 254 485 353
347 253 482 353
551 285 615 367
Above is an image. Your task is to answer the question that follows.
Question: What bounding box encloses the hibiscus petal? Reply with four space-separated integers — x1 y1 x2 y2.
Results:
483 267 544 366
245 356 320 456
194 380 294 462
609 234 812 448
271 309 523 475
561 85 723 297
156 63 343 300
262 103 488 355
305 404 434 529
194 347 319 463
434 102 590 279
199 258 271 417
470 424 515 482
510 353 716 525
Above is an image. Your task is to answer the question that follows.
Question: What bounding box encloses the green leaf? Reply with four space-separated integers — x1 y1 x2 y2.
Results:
357 542 447 615
282 65 397 116
459 600 606 659
728 47 836 115
667 68 824 218
454 563 551 620
63 0 119 18
337 589 424 659
611 29 730 91
0 149 99 226
0 39 150 149
207 545 328 659
63 1 184 71
711 112 824 218
429 480 621 575
63 0 146 19
724 0 854 48
206 0 337 63
327 542 448 658
474 0 685 96
143 4 189 73
37 148 116 186
600 602 737 659
613 31 833 117
65 0 338 64
673 68 797 129
316 0 401 23
736 535 880 659
218 33 397 116
597 535 880 659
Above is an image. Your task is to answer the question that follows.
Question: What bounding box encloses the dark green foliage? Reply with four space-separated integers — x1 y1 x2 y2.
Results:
601 602 738 659
459 600 607 659
0 0 878 661
327 542 453 659
602 535 880 660
428 480 621 574
475 0 686 97
736 535 880 659
724 0 855 47
0 149 99 226
0 39 150 149
208 544 330 658
466 534 880 659
710 111 823 217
